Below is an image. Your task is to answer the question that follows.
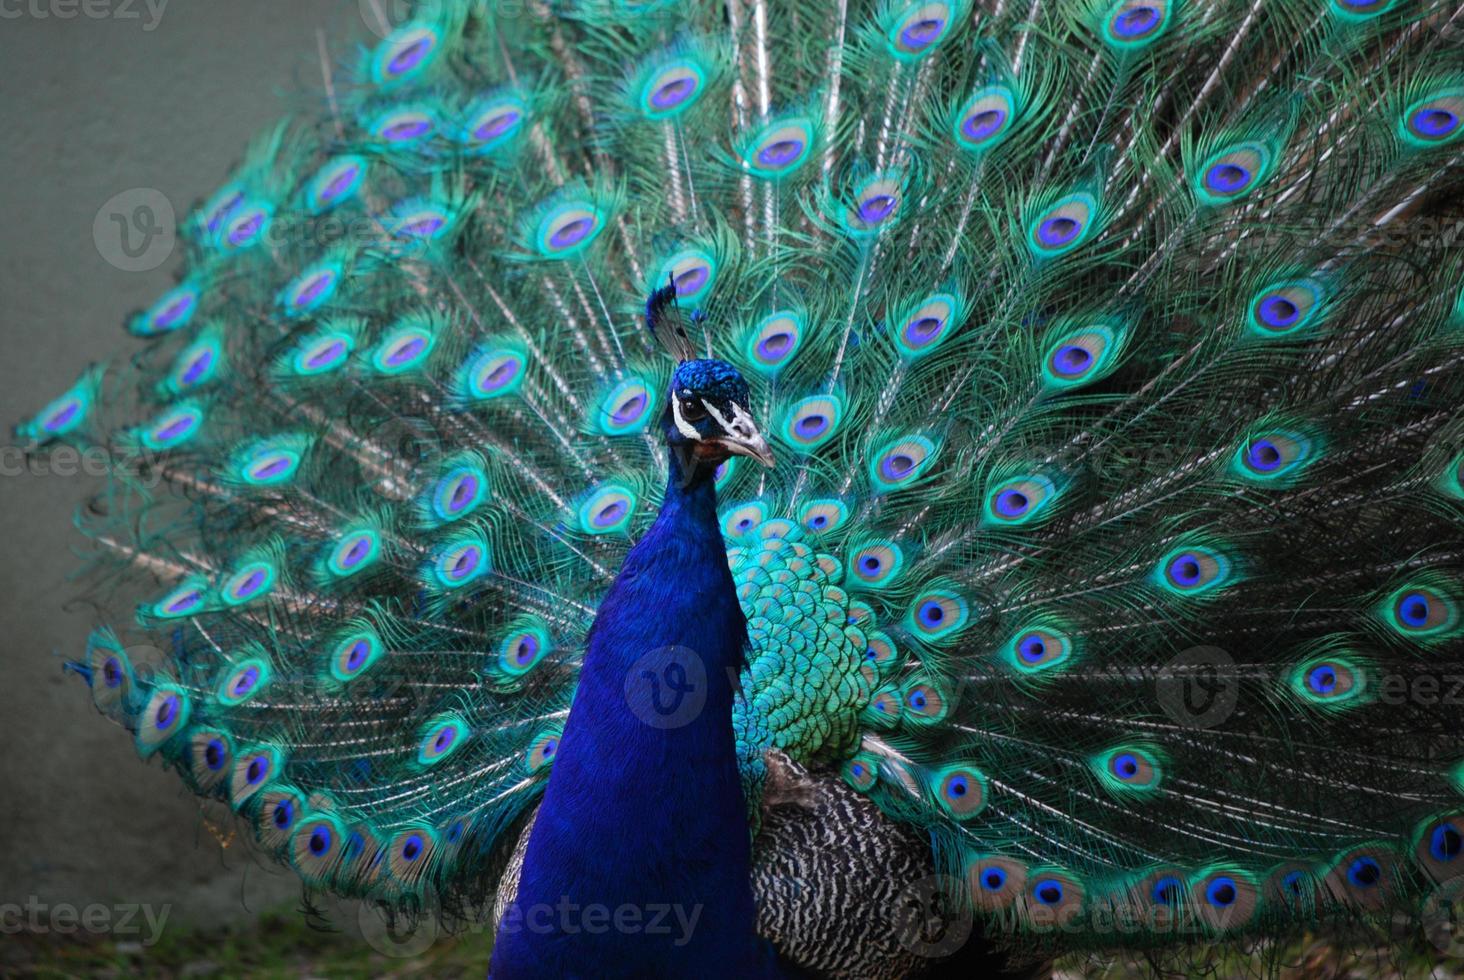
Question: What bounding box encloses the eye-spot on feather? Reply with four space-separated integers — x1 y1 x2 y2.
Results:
844 177 904 236
219 201 271 251
416 713 469 768
1094 745 1162 794
1004 622 1074 676
1329 0 1395 18
369 104 437 145
326 528 382 579
216 657 272 707
428 533 491 589
843 754 879 792
496 619 552 678
305 155 367 213
85 632 135 720
869 435 937 491
798 498 849 534
863 686 902 728
129 280 201 337
388 824 439 886
1400 87 1464 148
278 260 342 318
1415 814 1464 883
289 330 355 378
902 679 950 725
637 59 707 118
525 729 562 775
134 683 190 757
967 855 1028 912
1101 0 1173 48
328 630 384 684
1380 583 1460 639
744 310 804 374
884 1 958 59
984 474 1058 526
429 463 488 524
461 347 526 401
1231 427 1320 484
953 86 1018 153
370 22 440 87
146 578 208 620
229 745 283 809
1026 192 1099 259
932 763 988 819
848 540 906 590
1191 867 1258 931
863 631 900 677
1246 278 1327 337
1265 863 1321 912
906 587 970 643
1194 143 1274 206
721 501 769 539
255 784 308 852
221 560 277 607
656 248 718 305
893 292 963 359
186 729 233 795
371 320 438 375
1323 846 1398 911
533 200 605 257
461 96 526 152
135 403 205 453
290 812 348 886
1287 651 1370 709
779 395 844 452
1154 544 1234 598
577 483 638 535
739 117 815 179
164 332 223 394
230 436 309 487
1025 870 1085 925
595 378 655 435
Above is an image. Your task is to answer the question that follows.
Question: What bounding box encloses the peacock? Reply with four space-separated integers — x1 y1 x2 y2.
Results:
19 0 1464 975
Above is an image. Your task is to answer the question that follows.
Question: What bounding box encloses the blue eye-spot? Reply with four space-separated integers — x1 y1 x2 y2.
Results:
1151 876 1182 905
1347 857 1382 888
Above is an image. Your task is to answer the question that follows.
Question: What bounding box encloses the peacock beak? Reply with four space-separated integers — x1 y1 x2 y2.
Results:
707 401 775 468
715 428 776 468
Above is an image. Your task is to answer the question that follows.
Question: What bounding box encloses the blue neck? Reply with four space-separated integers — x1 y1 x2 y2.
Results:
491 449 781 978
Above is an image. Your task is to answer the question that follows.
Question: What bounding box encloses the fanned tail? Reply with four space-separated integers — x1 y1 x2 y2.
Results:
18 0 1464 958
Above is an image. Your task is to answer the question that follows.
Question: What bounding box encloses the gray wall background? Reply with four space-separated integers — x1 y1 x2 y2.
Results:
0 0 397 927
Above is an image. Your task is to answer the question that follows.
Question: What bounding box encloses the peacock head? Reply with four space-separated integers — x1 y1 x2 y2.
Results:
663 358 775 469
644 280 774 471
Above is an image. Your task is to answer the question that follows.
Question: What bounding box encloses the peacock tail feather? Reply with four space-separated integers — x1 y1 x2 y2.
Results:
21 0 1464 958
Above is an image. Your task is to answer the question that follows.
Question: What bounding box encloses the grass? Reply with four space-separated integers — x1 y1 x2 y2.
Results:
5 905 1463 978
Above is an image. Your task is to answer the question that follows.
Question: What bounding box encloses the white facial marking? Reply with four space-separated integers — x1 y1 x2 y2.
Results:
670 395 702 440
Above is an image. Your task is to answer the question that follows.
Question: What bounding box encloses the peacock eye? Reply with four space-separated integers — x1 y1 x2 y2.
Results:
679 398 708 423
